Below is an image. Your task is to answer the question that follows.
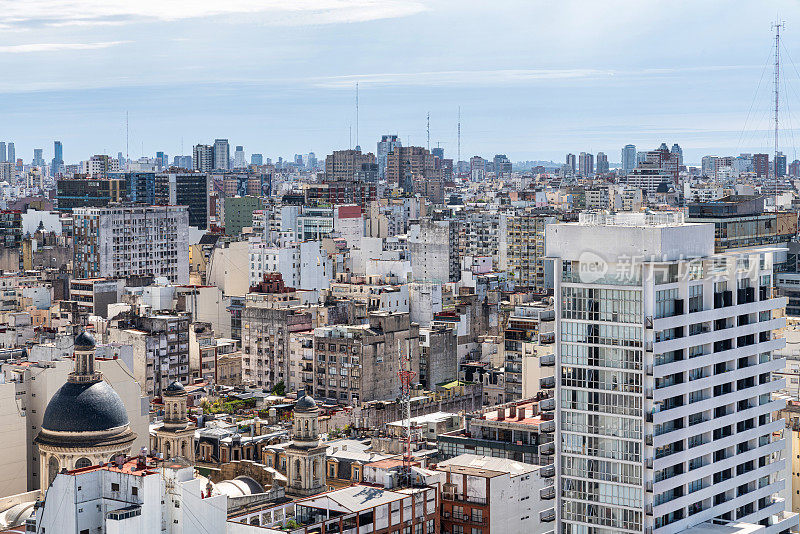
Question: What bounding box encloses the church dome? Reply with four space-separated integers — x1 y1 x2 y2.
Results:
74 330 96 351
295 393 317 412
41 381 129 433
164 381 186 396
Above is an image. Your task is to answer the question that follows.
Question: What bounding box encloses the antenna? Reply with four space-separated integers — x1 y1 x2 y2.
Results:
772 19 784 204
397 339 416 487
457 106 461 174
426 112 430 150
355 82 359 150
125 111 129 171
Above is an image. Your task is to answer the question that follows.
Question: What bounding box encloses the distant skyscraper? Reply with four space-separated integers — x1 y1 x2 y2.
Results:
377 134 402 180
117 152 125 170
51 141 63 175
193 144 214 172
0 142 6 163
621 144 636 173
775 151 787 177
234 145 246 168
251 153 263 166
670 143 683 166
595 152 609 174
493 154 512 177
7 143 14 166
155 151 168 170
308 152 317 170
577 152 594 176
753 153 769 177
566 153 576 174
213 139 230 171
432 147 444 160
32 148 45 167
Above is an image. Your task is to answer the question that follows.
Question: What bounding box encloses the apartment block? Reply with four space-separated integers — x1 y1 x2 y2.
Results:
547 212 797 534
499 211 556 293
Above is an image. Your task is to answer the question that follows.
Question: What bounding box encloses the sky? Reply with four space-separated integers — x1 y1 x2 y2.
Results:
3 0 800 165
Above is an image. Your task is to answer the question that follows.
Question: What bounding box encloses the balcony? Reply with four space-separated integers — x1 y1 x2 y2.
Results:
540 464 555 478
540 486 555 500
539 508 555 522
441 493 487 506
540 354 555 366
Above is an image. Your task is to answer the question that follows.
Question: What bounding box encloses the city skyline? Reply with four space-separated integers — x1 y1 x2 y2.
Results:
3 1 800 163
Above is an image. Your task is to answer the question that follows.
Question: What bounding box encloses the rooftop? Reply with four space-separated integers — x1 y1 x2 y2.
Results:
436 454 539 477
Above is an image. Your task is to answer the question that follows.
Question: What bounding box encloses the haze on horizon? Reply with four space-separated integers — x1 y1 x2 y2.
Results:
1 0 800 165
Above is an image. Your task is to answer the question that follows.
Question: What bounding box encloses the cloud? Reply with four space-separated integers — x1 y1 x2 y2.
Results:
0 0 427 28
0 41 129 53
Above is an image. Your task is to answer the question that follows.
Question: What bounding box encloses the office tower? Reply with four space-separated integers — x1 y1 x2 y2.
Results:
671 143 683 166
386 146 440 192
171 155 191 169
234 145 246 168
193 144 214 172
155 151 168 169
251 153 263 166
124 171 156 204
56 175 127 211
432 147 444 160
155 172 209 230
32 148 45 167
775 152 787 177
596 151 609 174
307 152 317 170
117 151 124 170
72 204 189 284
7 143 14 165
0 142 6 163
377 134 402 180
324 149 377 181
548 212 797 534
493 154 512 177
566 153 576 174
622 144 637 173
213 139 230 171
753 153 769 177
577 152 594 176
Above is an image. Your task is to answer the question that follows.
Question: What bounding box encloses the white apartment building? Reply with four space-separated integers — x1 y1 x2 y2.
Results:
73 205 190 284
547 212 798 534
248 239 333 291
31 456 227 534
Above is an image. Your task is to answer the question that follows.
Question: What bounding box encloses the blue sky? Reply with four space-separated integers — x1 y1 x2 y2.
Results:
2 0 800 165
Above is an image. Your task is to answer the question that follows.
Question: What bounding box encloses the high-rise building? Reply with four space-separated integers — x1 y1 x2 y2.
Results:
251 153 263 166
387 146 440 192
32 148 45 167
0 142 7 163
155 151 168 170
172 155 192 169
72 204 189 284
408 219 460 283
577 152 594 176
671 143 683 166
493 154 512 177
470 156 486 181
324 149 377 182
775 152 787 177
56 176 127 211
155 172 209 230
193 144 214 172
566 153 576 174
117 151 125 170
7 142 15 166
547 211 797 534
51 141 63 175
499 211 556 293
234 145 246 168
596 151 609 174
376 135 402 179
622 144 637 173
213 139 230 171
753 153 769 177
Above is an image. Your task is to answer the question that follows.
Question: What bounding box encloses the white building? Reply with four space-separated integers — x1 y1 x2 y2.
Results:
547 211 798 534
73 205 190 284
31 456 227 534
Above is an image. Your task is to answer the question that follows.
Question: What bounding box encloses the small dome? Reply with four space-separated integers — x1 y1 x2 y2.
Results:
295 393 317 412
74 331 96 351
41 381 129 433
164 381 186 395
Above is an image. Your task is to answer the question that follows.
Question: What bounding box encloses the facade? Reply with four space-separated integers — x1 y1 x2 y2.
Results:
409 219 460 283
324 149 377 182
154 172 209 230
386 146 440 192
69 277 122 318
72 204 190 284
123 171 156 204
0 210 22 249
596 151 609 174
224 195 264 236
437 454 554 534
56 176 127 211
498 211 556 293
547 212 797 534
214 138 230 170
377 134 402 180
193 144 214 172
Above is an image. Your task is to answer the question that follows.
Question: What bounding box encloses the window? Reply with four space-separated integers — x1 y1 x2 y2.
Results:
111 483 120 492
75 457 92 469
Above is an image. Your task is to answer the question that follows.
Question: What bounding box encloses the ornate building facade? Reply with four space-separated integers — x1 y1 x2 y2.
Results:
151 381 196 462
283 391 326 496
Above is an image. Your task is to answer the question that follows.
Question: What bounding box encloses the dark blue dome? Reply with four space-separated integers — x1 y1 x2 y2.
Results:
295 393 317 412
164 381 185 395
42 381 129 433
74 331 96 351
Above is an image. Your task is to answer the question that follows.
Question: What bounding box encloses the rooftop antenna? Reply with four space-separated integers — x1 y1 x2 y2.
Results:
457 106 461 172
426 112 430 150
125 111 129 171
397 339 416 488
355 82 359 150
772 19 785 205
